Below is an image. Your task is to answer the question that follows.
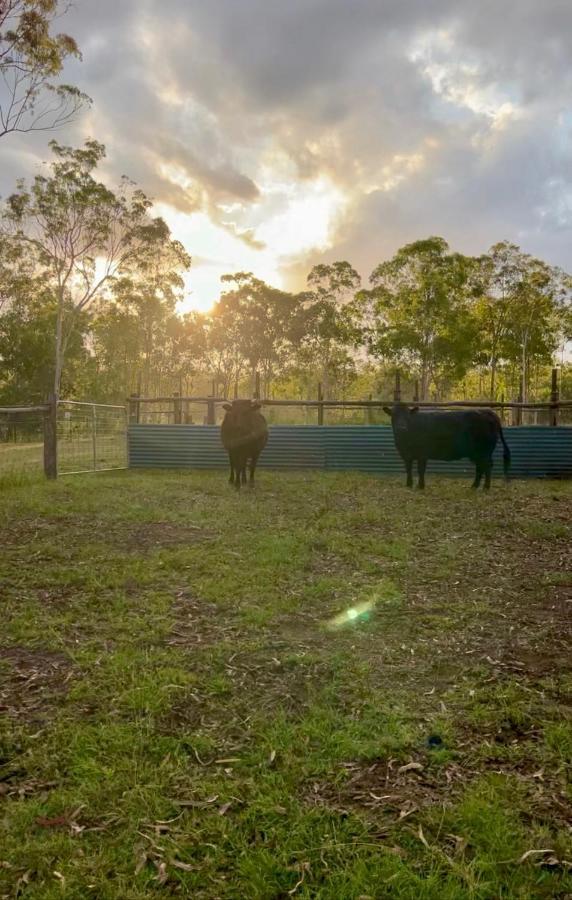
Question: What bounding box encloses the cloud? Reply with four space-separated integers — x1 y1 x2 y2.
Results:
2 0 572 306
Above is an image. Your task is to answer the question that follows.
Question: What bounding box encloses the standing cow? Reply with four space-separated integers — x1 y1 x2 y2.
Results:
221 399 268 490
383 403 511 490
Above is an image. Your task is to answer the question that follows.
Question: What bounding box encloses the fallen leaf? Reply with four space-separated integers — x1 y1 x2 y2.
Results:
418 825 430 849
171 859 195 872
172 795 218 808
269 749 276 765
218 802 233 816
518 848 554 864
288 861 310 895
398 805 418 821
397 762 423 774
154 861 168 884
134 853 148 876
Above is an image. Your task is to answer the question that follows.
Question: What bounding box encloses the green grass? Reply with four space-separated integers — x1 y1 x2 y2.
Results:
1 470 571 899
0 434 126 482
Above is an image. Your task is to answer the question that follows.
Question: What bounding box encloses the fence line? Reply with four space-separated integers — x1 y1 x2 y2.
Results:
0 405 47 479
60 400 126 410
131 396 572 409
128 365 567 427
0 405 49 414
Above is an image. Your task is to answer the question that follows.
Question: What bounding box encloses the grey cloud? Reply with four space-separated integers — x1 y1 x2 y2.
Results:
2 0 572 285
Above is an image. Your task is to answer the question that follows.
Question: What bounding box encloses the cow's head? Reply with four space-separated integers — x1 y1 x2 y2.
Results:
222 399 262 423
383 403 419 433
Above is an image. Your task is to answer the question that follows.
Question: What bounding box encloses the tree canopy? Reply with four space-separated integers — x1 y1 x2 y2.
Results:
0 0 90 138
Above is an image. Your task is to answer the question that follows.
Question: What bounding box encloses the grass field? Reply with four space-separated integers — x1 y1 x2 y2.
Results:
1 471 571 899
0 435 126 480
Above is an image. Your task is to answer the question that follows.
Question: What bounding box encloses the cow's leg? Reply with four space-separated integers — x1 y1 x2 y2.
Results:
241 465 248 487
229 458 235 485
471 461 482 489
405 458 413 488
417 458 427 490
232 455 242 491
249 452 260 487
483 458 493 491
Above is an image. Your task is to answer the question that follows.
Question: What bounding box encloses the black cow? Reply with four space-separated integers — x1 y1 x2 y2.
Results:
383 403 511 490
221 399 268 490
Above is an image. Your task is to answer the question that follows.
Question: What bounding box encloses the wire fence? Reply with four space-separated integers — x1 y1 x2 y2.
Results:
0 407 46 481
57 401 127 475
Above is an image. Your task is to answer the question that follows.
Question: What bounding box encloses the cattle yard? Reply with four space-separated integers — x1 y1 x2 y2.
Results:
1 469 571 898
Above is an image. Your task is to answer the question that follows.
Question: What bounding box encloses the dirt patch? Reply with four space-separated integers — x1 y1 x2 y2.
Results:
0 645 74 724
0 515 214 554
307 748 572 832
223 644 331 716
307 754 464 821
114 522 214 553
167 590 241 650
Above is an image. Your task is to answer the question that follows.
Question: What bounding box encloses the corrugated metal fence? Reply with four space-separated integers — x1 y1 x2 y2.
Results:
129 425 572 479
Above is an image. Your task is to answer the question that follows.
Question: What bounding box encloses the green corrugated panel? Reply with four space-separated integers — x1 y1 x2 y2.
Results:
128 424 572 479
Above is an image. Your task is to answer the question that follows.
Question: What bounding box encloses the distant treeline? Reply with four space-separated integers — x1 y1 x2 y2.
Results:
1 143 570 410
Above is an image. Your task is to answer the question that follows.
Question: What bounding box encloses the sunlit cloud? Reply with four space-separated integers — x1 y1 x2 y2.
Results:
409 29 522 129
155 171 346 312
3 0 572 300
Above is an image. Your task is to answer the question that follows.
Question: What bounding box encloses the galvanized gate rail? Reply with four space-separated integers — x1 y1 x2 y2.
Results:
129 424 572 479
58 401 128 475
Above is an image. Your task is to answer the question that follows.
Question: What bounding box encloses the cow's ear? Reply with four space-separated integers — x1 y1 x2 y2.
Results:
251 401 261 410
382 406 392 416
410 406 419 414
222 403 232 411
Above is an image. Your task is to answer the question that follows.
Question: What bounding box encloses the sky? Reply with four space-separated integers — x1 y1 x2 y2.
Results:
2 0 572 312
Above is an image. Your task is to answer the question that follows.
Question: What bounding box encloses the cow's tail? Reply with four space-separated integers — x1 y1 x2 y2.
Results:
498 422 511 481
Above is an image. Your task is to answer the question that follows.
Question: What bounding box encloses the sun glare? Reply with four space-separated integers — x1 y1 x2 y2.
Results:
154 174 346 313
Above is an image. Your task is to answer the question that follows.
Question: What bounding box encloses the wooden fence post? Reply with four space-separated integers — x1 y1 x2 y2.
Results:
317 383 324 425
366 393 373 425
394 371 401 402
173 391 182 425
550 367 559 427
413 380 420 403
515 377 524 426
128 393 140 425
254 372 261 401
43 393 57 480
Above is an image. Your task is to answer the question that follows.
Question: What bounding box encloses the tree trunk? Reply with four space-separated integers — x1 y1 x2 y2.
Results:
489 358 497 401
521 332 528 404
420 362 430 401
53 294 65 401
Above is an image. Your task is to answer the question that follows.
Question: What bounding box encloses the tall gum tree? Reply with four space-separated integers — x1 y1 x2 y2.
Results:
0 0 90 138
356 237 477 400
2 139 191 399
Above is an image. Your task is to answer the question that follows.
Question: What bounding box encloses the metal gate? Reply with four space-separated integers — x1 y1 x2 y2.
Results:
58 401 127 475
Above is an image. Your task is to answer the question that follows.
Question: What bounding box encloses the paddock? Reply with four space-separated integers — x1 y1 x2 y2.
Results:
1 470 571 898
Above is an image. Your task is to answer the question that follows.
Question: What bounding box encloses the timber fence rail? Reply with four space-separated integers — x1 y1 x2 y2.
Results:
128 394 572 428
128 365 569 427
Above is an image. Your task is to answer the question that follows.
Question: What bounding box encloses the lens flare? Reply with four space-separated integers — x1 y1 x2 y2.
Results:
327 599 377 630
